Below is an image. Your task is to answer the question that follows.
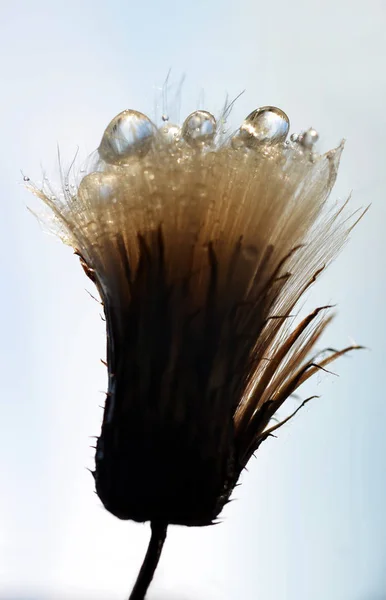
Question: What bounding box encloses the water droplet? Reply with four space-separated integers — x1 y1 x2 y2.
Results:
290 133 299 143
87 221 99 233
158 123 182 144
300 128 319 149
23 175 30 182
98 109 156 165
161 114 169 122
239 106 289 147
181 110 216 147
79 171 119 204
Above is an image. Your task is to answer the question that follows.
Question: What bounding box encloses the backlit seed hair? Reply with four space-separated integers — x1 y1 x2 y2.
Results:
29 103 364 600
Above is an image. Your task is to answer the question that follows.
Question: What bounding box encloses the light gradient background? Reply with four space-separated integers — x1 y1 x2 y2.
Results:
1 1 386 599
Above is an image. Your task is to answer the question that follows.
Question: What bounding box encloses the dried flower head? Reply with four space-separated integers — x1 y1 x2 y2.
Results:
29 103 363 599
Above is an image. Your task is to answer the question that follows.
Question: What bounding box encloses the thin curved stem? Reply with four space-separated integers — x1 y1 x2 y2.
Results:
129 521 168 600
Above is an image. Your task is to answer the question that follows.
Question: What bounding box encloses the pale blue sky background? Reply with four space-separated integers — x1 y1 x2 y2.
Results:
1 0 386 599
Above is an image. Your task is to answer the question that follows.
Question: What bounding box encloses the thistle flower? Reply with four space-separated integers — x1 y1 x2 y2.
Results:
30 103 363 599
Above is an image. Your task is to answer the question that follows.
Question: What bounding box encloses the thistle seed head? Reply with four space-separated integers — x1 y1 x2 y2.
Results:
29 104 363 526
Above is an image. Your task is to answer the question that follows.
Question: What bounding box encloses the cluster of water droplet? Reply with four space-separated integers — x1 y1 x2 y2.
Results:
22 106 321 188
95 105 319 166
290 128 319 148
